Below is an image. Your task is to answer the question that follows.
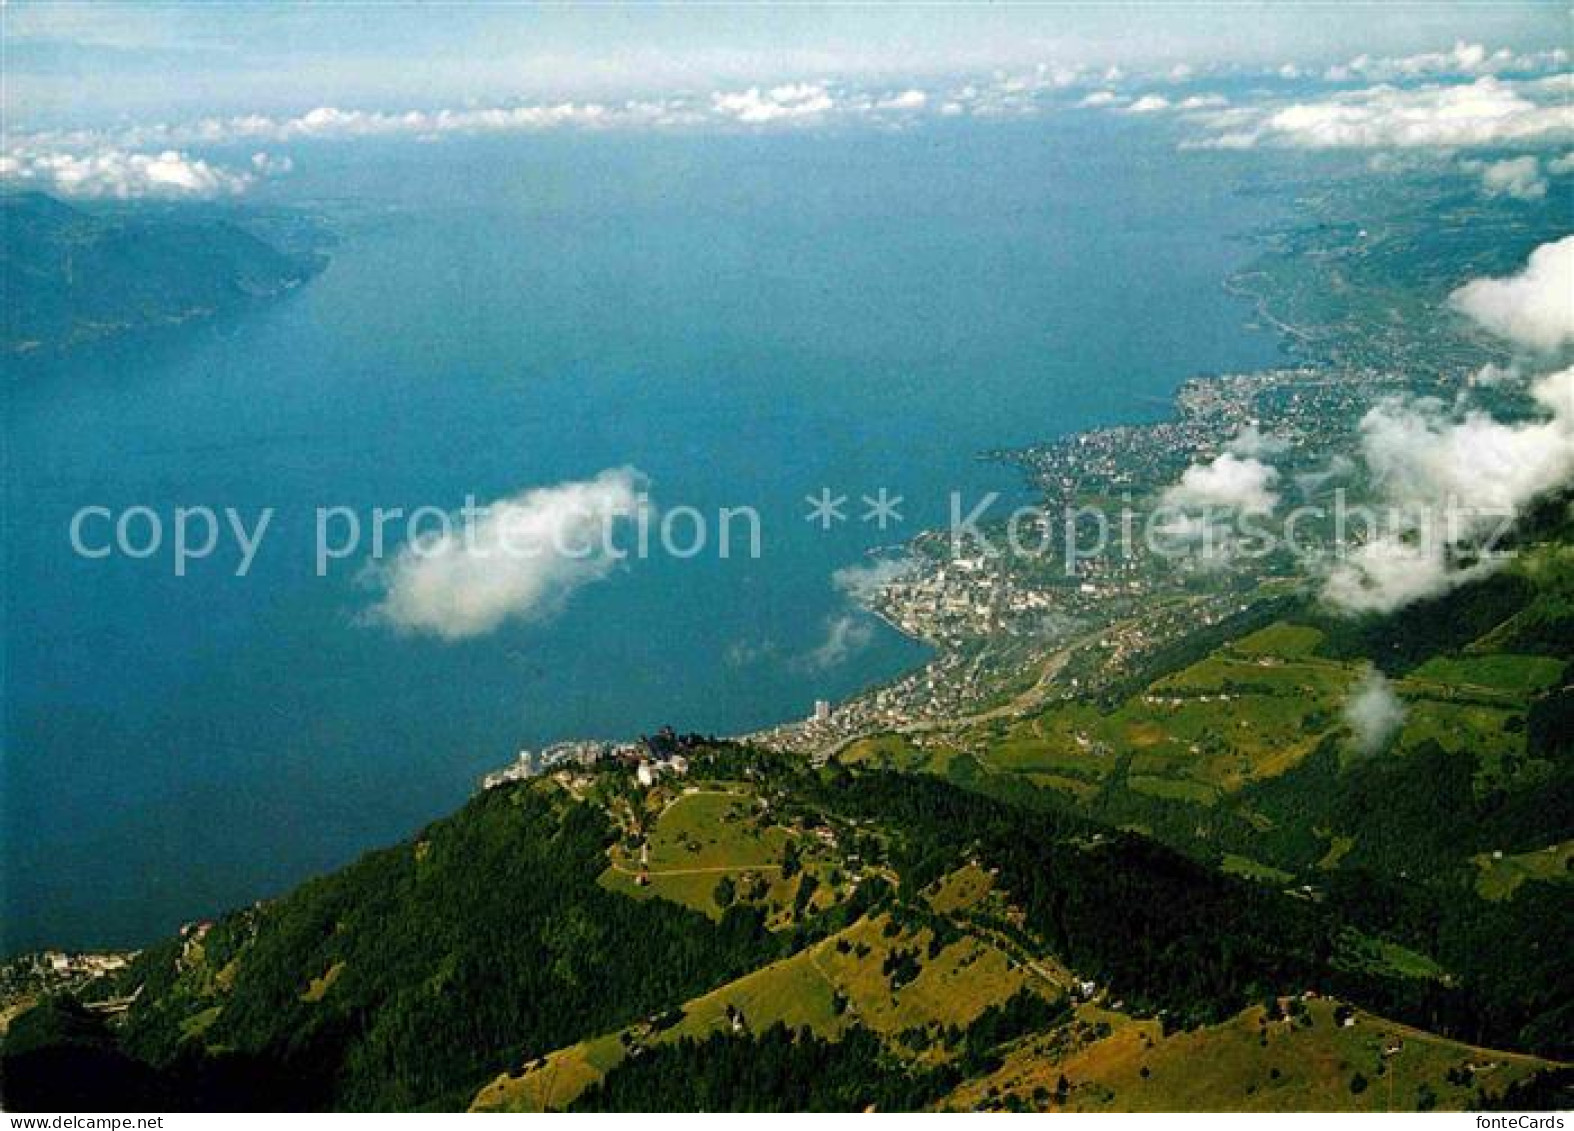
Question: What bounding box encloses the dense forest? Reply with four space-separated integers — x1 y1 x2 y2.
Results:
7 787 784 1110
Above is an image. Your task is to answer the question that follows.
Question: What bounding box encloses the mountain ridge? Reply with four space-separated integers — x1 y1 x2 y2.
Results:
2 191 327 355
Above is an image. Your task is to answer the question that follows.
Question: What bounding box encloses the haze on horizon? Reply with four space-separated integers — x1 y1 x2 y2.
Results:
4 1 1570 124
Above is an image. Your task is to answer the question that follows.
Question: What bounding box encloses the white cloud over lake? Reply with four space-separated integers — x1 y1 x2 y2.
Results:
1123 94 1172 115
364 468 647 641
802 613 874 671
832 556 918 603
7 41 1571 200
711 82 835 123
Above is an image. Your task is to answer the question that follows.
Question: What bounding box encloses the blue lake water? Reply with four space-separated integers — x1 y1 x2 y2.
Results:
3 117 1285 949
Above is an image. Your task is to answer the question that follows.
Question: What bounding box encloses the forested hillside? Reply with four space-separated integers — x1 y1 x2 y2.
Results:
3 529 1570 1111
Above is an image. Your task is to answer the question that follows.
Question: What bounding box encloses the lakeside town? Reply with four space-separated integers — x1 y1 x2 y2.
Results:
479 353 1460 775
746 362 1426 757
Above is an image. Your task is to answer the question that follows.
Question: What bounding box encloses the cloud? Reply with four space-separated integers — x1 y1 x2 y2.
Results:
1551 151 1574 175
1195 75 1574 150
1077 90 1123 108
1124 94 1172 114
832 556 917 603
1466 155 1547 200
1227 424 1292 459
1324 41 1568 84
1097 91 1225 115
876 89 927 111
1292 453 1356 499
794 555 917 671
1 71 1079 200
179 100 633 142
3 88 797 163
725 638 778 668
1322 534 1494 614
1360 367 1574 516
0 146 253 199
1344 668 1407 755
1471 361 1524 389
1162 452 1281 515
1322 366 1574 613
1449 237 1574 352
803 613 874 671
363 468 646 641
711 82 834 123
249 151 293 176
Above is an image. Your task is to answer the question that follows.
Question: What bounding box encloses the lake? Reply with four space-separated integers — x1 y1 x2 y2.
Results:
2 115 1285 949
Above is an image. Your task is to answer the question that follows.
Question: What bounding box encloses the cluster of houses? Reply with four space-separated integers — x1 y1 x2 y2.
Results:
623 726 705 788
482 740 620 790
634 753 689 788
481 726 712 791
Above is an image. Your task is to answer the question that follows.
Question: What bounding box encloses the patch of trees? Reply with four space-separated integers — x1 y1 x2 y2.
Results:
1471 1066 1574 1113
569 1024 953 1112
800 770 1335 1030
956 989 1070 1075
1308 573 1538 672
802 767 1572 1057
881 948 922 991
10 783 785 1111
0 997 169 1111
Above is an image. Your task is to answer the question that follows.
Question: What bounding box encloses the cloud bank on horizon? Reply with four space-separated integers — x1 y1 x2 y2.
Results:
1188 73 1574 151
4 24 1573 199
363 468 647 642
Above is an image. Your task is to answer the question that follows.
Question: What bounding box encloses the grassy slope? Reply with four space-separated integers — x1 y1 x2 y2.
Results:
472 903 1058 1111
945 999 1555 1112
880 545 1571 910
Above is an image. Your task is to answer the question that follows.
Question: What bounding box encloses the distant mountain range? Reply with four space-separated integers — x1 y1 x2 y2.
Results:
2 192 328 355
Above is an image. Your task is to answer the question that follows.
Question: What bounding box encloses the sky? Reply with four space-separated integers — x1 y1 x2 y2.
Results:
2 3 1571 202
3 2 1570 124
